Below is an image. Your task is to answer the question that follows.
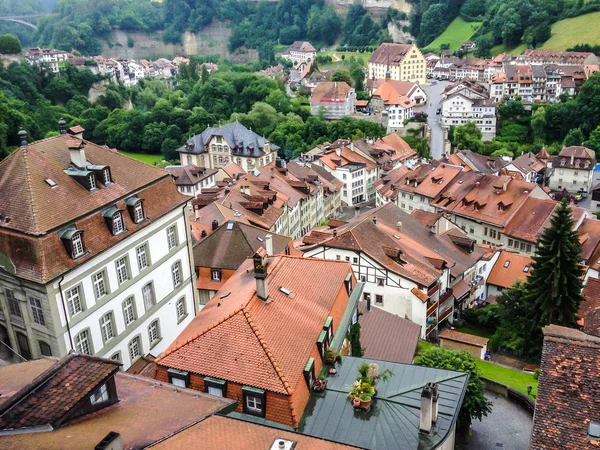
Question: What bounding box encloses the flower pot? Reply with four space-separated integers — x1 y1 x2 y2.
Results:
360 398 372 409
326 357 336 365
352 397 361 408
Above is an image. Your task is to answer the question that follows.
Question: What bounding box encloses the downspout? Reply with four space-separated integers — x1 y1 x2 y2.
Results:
58 275 74 351
183 204 198 316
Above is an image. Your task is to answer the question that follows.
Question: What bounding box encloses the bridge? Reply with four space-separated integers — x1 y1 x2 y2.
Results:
0 14 45 31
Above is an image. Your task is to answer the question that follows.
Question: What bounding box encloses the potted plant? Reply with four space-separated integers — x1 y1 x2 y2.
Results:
360 393 372 409
312 376 327 392
325 350 336 365
335 350 343 364
352 396 361 408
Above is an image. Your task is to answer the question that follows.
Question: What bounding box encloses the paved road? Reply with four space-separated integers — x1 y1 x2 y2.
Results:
463 392 532 450
419 81 451 159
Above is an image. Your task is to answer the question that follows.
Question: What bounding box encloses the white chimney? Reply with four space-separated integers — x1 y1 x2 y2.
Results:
265 234 273 256
68 140 87 168
335 148 341 157
419 384 433 434
194 207 200 221
397 221 403 232
430 383 439 424
253 252 269 302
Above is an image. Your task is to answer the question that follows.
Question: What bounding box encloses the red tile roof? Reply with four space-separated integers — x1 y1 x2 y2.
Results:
149 415 357 449
157 255 352 395
503 197 559 243
0 354 120 429
311 82 353 102
439 329 489 348
530 325 600 450
410 210 442 228
0 358 56 403
580 277 600 323
487 251 533 289
368 43 415 65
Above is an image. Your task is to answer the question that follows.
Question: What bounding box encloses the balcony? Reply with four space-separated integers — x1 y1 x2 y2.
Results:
426 320 438 336
439 307 453 323
427 283 440 297
438 288 453 304
426 300 439 318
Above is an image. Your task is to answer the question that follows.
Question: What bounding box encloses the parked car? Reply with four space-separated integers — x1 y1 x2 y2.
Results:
577 189 588 198
575 194 583 202
436 108 441 115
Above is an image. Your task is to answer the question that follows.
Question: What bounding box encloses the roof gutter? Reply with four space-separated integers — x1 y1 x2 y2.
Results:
58 275 74 351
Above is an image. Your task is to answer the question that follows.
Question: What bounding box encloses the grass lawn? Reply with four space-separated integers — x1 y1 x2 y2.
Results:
427 18 482 51
415 340 538 397
476 359 538 397
542 11 600 50
319 50 373 69
118 151 164 165
491 42 527 56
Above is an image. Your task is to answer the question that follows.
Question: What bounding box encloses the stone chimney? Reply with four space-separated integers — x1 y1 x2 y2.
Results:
265 234 273 256
211 219 219 231
194 208 200 221
68 139 87 168
253 251 269 302
430 382 439 424
18 130 28 147
397 221 403 232
584 307 600 337
58 118 67 135
419 384 434 434
94 432 122 450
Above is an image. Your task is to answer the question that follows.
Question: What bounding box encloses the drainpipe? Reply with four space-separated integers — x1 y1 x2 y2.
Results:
58 275 74 351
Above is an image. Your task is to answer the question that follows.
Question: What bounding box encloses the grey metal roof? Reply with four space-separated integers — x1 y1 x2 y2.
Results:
179 121 279 157
299 357 469 450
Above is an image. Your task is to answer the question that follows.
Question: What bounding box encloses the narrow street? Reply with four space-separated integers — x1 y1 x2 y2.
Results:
419 80 450 159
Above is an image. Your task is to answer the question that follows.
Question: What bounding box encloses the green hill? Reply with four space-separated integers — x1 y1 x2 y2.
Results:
427 18 481 51
542 12 600 50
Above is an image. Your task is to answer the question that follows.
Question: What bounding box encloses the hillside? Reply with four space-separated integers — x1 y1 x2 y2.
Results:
427 17 481 51
542 12 600 50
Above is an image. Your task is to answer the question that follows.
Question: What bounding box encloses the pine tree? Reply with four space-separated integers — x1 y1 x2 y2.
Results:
526 199 584 330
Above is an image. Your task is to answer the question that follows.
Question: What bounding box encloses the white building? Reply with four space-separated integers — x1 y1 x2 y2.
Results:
166 165 217 197
26 48 69 73
281 41 317 63
298 203 484 339
0 128 197 369
310 82 356 120
440 93 497 141
548 146 596 193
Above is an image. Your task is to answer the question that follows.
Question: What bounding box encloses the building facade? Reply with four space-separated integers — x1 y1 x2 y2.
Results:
368 44 427 85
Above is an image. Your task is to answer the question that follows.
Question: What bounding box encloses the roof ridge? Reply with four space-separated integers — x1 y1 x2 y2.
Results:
156 307 247 361
241 309 292 395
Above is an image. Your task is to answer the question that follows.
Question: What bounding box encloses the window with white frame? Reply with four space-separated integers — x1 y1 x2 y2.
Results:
103 168 111 185
93 271 107 299
133 202 144 223
246 395 262 413
66 286 82 316
75 329 92 355
72 232 85 258
375 294 384 306
128 336 142 362
167 225 177 250
136 244 148 270
112 212 125 235
211 269 221 281
115 257 128 284
172 261 182 287
142 283 155 310
148 319 161 346
376 277 385 287
100 312 115 343
89 174 97 190
29 297 45 326
122 297 136 326
176 297 186 320
90 384 109 405
5 289 21 318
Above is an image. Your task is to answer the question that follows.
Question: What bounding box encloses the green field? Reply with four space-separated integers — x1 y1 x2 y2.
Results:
428 18 482 51
319 50 373 68
491 42 527 56
118 151 164 165
542 12 600 50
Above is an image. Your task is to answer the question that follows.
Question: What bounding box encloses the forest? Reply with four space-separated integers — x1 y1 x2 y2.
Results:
0 58 386 161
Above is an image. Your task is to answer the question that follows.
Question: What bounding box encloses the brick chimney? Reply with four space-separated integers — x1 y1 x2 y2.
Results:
584 307 600 337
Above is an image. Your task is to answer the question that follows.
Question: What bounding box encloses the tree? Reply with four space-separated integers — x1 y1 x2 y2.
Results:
489 283 533 356
531 106 547 144
0 34 22 54
563 127 585 147
452 121 483 151
525 199 585 352
585 124 600 152
419 4 447 46
415 347 492 430
201 64 210 84
330 69 353 85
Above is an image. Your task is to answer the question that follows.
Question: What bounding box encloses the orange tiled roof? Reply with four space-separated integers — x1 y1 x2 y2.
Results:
580 277 600 323
503 197 559 243
410 209 442 228
157 255 352 395
487 251 533 289
317 146 377 171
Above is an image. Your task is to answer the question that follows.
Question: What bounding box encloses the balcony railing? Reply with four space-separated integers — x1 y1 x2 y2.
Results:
426 300 439 318
427 283 440 297
439 307 453 322
438 288 453 304
426 321 438 336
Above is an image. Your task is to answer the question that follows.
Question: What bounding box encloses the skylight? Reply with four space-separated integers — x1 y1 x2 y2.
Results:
257 237 264 242
523 266 530 272
393 234 401 240
279 286 292 296
589 422 600 439
45 178 57 188
504 261 510 268
226 222 234 231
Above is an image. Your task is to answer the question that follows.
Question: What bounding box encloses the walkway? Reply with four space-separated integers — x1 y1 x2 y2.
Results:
464 392 532 450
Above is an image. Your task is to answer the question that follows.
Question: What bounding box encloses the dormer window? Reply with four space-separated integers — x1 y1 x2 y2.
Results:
89 174 97 190
103 207 126 236
60 228 86 259
126 197 145 224
103 168 111 185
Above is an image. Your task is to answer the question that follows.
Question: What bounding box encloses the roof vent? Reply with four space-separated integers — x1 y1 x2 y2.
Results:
17 129 28 147
279 286 293 296
45 179 57 188
270 438 296 450
95 431 122 450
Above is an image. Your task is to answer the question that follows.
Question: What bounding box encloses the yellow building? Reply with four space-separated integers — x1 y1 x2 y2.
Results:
368 43 427 85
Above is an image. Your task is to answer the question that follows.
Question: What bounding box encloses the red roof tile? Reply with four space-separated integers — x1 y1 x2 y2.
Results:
580 277 600 323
